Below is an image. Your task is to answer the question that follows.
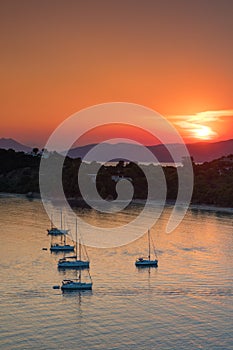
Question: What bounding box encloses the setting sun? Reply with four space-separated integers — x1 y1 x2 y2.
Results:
193 125 215 140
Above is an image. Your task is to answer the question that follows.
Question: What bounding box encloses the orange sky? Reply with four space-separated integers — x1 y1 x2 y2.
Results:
0 0 233 147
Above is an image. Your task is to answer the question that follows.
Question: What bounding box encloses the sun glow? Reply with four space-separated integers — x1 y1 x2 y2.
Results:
193 125 214 140
169 109 233 141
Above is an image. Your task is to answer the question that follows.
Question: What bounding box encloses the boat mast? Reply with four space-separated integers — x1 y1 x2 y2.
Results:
148 229 151 261
63 216 66 245
79 239 81 261
75 218 78 260
60 210 63 229
50 213 53 229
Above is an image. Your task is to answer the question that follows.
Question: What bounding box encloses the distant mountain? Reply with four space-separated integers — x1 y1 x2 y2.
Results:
1 137 232 163
67 139 233 163
187 139 233 162
0 138 31 153
68 143 98 159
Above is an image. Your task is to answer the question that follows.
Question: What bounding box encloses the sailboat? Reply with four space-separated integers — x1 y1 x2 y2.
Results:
47 212 69 236
135 229 158 267
61 269 92 291
50 233 75 252
58 219 90 269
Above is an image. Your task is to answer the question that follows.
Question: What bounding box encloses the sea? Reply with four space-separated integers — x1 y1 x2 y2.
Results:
0 195 232 350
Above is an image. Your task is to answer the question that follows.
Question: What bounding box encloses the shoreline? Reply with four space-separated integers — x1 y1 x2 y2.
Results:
0 192 232 214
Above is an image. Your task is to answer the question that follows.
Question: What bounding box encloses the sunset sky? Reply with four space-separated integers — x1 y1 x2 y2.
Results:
1 0 233 147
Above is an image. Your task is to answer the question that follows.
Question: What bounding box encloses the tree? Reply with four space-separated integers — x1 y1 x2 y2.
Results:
32 147 39 156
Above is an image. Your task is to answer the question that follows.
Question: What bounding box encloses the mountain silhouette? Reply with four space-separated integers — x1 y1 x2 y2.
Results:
67 139 233 163
0 138 31 152
1 137 232 163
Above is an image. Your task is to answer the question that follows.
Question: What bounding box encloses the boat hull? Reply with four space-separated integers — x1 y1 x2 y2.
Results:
47 228 69 236
135 259 158 267
61 282 92 291
58 260 90 269
50 245 74 252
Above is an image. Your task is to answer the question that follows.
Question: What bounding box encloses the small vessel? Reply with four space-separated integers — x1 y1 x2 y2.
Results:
47 212 69 236
135 229 158 267
50 242 74 252
47 227 69 236
53 285 60 289
50 232 74 252
61 270 93 291
58 219 90 269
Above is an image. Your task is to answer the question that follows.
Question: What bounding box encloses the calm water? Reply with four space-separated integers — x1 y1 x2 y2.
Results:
0 195 232 350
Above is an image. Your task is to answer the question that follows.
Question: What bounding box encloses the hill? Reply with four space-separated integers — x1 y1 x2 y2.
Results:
0 138 31 153
1 137 233 163
187 139 233 162
67 139 233 163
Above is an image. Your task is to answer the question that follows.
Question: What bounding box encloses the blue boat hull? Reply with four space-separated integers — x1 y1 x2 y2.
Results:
135 260 158 267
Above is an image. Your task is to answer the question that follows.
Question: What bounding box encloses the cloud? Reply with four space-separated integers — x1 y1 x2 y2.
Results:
169 109 233 140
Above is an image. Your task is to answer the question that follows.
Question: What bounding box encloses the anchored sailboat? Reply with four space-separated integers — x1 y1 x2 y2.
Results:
61 269 92 291
135 229 158 267
58 219 90 269
48 212 74 251
47 212 69 236
50 233 74 252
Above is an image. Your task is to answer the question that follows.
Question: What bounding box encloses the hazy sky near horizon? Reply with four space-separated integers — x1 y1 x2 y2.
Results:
0 0 233 147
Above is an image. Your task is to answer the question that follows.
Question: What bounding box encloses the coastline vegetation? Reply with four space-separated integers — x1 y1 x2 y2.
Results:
0 148 232 207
